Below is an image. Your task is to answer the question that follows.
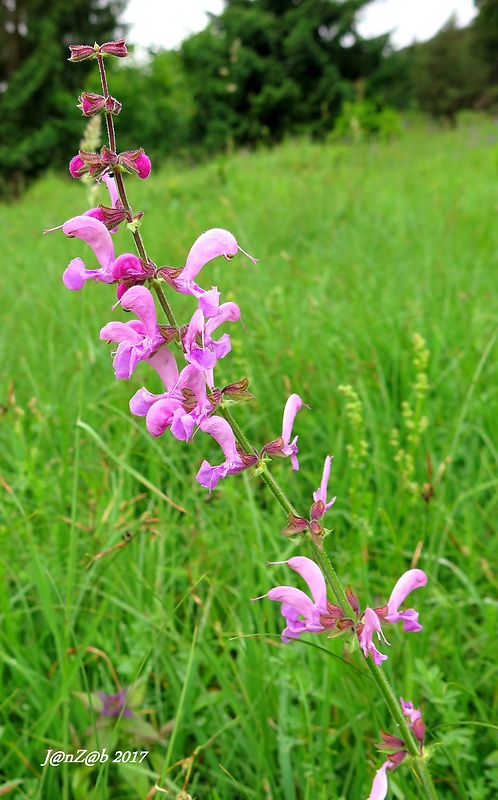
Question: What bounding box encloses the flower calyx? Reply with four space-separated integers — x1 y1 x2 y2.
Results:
78 92 122 116
68 40 129 62
69 147 151 181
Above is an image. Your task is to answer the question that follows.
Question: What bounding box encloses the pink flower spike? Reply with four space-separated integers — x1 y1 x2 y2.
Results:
281 393 305 470
367 761 391 800
385 569 427 631
312 455 336 515
359 607 389 665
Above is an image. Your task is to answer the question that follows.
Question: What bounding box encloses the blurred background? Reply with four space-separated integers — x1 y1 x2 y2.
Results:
0 0 494 196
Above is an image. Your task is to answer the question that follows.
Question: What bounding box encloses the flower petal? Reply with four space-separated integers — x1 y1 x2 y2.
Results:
287 557 328 611
385 569 427 628
120 286 158 339
367 761 389 800
183 228 238 283
62 215 114 272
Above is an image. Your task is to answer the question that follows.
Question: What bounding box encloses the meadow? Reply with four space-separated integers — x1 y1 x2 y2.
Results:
1 116 497 799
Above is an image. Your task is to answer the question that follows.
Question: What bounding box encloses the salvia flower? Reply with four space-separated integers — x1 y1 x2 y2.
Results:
132 362 212 441
100 286 166 378
196 417 253 490
358 569 427 664
262 394 305 469
311 454 336 520
167 228 257 317
254 556 328 642
182 301 241 381
62 215 142 290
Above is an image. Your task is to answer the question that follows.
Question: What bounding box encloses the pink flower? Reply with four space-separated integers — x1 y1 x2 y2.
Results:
384 569 427 631
359 569 427 664
171 228 257 317
262 394 306 469
359 607 390 665
311 455 336 519
196 417 249 490
100 286 165 378
400 697 421 724
254 557 328 643
132 362 212 441
182 301 240 383
62 215 142 290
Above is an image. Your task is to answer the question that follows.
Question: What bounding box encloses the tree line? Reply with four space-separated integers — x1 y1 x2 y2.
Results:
0 0 496 194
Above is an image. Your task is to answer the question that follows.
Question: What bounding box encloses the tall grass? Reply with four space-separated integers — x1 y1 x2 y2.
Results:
1 117 497 799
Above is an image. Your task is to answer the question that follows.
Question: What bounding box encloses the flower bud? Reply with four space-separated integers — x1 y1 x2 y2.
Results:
78 92 122 116
68 44 97 62
100 39 129 58
310 499 325 521
412 718 425 747
379 731 405 749
345 585 360 616
69 154 86 178
387 750 408 767
118 149 152 179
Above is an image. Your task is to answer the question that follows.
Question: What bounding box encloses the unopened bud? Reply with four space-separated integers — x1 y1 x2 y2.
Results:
281 514 308 536
379 731 405 749
68 44 97 62
118 149 152 179
69 154 86 178
310 499 325 521
100 39 129 58
412 718 425 747
78 92 122 116
387 750 408 767
345 585 360 616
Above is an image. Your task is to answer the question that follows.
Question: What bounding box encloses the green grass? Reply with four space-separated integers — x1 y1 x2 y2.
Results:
1 116 498 799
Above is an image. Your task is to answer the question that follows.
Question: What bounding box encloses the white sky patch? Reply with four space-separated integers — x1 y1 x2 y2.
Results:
122 0 478 51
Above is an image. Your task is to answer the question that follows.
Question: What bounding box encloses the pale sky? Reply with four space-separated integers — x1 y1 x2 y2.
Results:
122 0 477 52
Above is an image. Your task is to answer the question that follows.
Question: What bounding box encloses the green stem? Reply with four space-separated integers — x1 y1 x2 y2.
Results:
151 279 180 329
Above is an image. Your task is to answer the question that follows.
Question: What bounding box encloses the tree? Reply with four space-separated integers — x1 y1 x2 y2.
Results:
180 0 387 151
0 0 127 194
411 16 487 121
